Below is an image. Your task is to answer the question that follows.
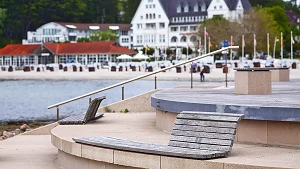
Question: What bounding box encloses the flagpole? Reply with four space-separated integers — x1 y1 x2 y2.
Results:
291 31 293 60
199 37 202 56
273 37 277 59
204 27 207 54
281 32 283 60
208 37 210 53
254 34 256 59
187 41 189 60
242 35 244 67
230 35 233 61
267 33 269 57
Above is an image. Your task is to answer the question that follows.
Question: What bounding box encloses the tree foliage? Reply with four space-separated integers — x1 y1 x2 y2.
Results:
0 0 120 44
89 30 118 41
181 47 193 55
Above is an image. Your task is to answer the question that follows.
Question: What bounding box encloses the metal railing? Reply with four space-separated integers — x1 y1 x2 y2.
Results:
48 46 239 121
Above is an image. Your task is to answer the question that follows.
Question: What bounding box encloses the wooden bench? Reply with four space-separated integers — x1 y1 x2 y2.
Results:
73 111 244 159
58 96 106 125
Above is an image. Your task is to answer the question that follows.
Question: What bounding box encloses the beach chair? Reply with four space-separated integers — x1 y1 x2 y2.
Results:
58 96 106 125
73 111 244 159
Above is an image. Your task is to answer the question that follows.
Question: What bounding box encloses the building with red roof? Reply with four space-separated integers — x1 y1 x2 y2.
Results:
23 22 132 49
0 42 137 66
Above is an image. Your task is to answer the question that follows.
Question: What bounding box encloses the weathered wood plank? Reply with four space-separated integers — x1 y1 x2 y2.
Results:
181 111 245 118
172 125 236 134
168 141 230 152
177 113 241 122
171 130 235 140
73 136 228 159
174 119 238 128
169 135 232 146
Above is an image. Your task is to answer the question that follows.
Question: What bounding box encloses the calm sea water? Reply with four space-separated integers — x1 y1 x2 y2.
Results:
0 80 225 122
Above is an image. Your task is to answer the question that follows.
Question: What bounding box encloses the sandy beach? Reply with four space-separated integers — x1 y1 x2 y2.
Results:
1 66 300 82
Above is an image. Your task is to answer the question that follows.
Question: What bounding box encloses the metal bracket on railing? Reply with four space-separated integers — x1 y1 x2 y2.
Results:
122 85 124 100
56 106 59 121
155 76 157 89
190 63 193 89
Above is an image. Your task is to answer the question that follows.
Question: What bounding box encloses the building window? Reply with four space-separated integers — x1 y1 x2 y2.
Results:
180 26 188 32
150 14 152 19
177 5 181 13
194 5 198 12
122 38 129 43
148 0 153 2
153 14 155 19
146 14 148 19
171 36 178 42
184 4 189 12
149 4 152 8
180 36 187 42
141 16 143 19
171 27 178 32
159 23 165 28
220 5 222 9
146 5 148 8
121 31 128 35
159 15 161 19
163 35 165 42
153 4 155 8
137 24 142 29
190 26 197 31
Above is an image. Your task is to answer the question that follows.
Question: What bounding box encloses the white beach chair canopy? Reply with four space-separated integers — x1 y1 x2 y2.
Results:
117 54 132 59
133 51 149 59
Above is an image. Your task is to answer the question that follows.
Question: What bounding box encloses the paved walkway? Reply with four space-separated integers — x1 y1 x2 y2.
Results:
1 67 300 82
0 135 58 169
52 112 300 169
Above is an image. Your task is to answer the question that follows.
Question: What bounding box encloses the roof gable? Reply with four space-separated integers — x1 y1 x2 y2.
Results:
43 42 137 55
0 44 40 56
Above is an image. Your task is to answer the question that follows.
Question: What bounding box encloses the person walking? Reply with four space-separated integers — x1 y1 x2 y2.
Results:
200 69 205 82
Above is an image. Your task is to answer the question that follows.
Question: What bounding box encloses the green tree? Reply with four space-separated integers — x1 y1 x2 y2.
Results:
120 0 141 23
90 30 118 41
181 47 193 55
77 37 90 42
142 47 154 55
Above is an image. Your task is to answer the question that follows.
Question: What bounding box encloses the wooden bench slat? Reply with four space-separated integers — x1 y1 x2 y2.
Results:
174 119 238 129
181 111 245 118
168 141 230 152
169 135 232 146
173 125 236 134
171 130 235 140
177 113 242 122
58 96 105 125
73 136 228 159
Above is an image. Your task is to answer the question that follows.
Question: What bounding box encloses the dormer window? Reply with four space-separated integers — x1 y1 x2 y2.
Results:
194 4 198 12
177 5 181 13
184 4 189 12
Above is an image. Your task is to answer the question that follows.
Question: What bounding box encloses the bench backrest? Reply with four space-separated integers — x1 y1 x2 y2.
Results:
83 96 106 123
168 111 244 153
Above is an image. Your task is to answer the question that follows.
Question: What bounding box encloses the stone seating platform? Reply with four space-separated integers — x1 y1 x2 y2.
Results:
51 112 300 169
151 81 300 147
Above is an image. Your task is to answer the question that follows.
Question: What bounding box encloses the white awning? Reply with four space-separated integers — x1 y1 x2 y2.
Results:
89 26 100 30
109 26 119 30
65 25 77 29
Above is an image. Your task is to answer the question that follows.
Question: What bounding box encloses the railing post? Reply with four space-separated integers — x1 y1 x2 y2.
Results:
154 76 157 89
56 106 59 121
190 63 193 89
122 85 124 100
89 96 92 104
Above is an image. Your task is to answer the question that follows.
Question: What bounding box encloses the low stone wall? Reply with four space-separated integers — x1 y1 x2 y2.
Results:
156 109 300 147
98 90 161 113
271 69 290 82
22 122 58 135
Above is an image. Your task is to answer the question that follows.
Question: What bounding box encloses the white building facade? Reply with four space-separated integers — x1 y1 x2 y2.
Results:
23 22 133 49
131 0 251 51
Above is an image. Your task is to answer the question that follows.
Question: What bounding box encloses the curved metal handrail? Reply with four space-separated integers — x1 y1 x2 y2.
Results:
48 46 239 110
